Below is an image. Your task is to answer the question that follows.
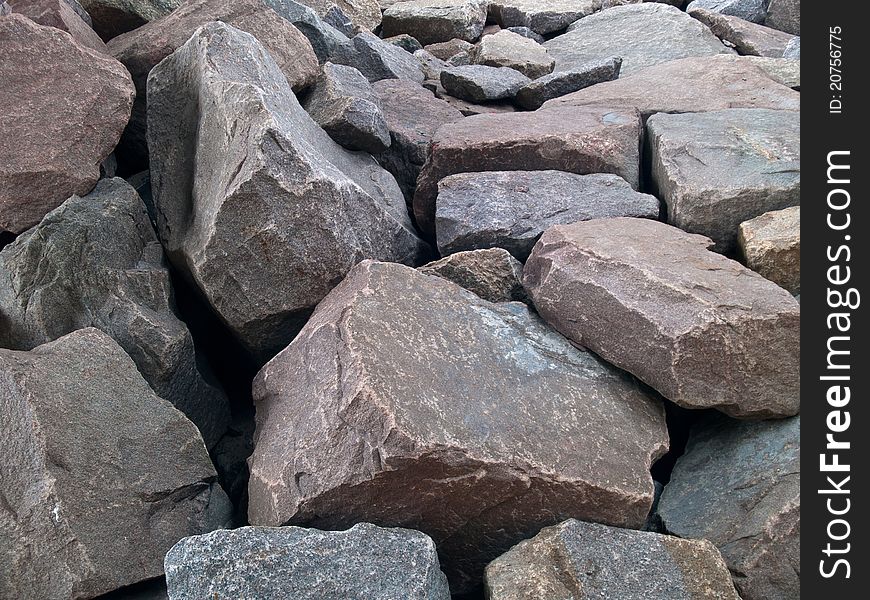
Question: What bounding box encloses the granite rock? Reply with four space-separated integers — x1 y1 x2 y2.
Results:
419 248 528 303
332 30 426 83
489 0 596 35
440 64 532 102
515 56 621 110
470 29 554 79
765 0 799 35
689 6 796 57
296 0 382 31
739 206 800 294
382 0 488 45
7 0 107 52
80 0 180 40
685 0 767 23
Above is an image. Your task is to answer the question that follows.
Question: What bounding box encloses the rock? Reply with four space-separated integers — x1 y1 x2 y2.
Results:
689 6 795 57
386 33 423 53
0 328 229 600
414 105 642 235
80 0 180 40
333 30 426 83
446 50 471 65
685 0 766 23
524 218 801 418
485 519 740 599
0 15 134 237
765 0 799 35
262 0 350 63
322 3 355 36
542 55 800 117
0 178 231 448
296 0 382 30
545 3 733 77
745 55 800 89
303 62 391 153
165 524 451 599
515 56 620 110
739 206 800 294
419 248 528 303
414 48 449 79
470 29 554 78
440 65 531 102
382 0 488 45
436 171 659 260
7 0 107 52
248 260 669 593
489 0 596 35
434 86 518 116
424 37 474 60
372 79 464 202
505 26 544 44
0 1 10 15
648 108 800 251
782 35 799 58
148 23 428 360
658 414 800 600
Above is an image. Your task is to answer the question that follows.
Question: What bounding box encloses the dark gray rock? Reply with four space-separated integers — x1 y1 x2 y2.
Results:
446 50 471 66
440 64 532 102
262 0 350 63
489 0 596 35
689 6 796 57
782 35 799 59
79 0 180 40
470 29 554 78
659 415 800 600
744 55 800 89
382 0 488 45
333 30 426 83
7 0 108 53
419 248 528 303
165 524 450 599
765 0 799 35
385 33 423 53
0 1 11 15
436 171 659 260
323 3 355 36
434 86 519 116
739 206 800 294
505 26 544 44
686 0 767 23
515 56 621 110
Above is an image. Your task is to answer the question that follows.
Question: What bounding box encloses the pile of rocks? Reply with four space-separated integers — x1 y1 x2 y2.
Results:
1 1 800 599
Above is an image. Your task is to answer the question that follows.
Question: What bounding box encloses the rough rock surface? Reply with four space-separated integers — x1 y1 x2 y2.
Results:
745 55 800 88
148 23 427 360
7 0 108 52
436 171 660 260
297 0 382 31
80 0 180 40
414 105 642 235
419 248 528 303
165 523 451 599
0 14 134 236
440 64 531 102
415 48 449 79
489 0 596 35
303 62 391 153
739 206 800 294
485 519 740 599
425 38 474 60
0 178 231 448
686 0 767 23
515 56 621 109
0 328 228 600
647 108 800 251
782 35 799 59
262 0 350 63
382 0 488 46
765 0 799 35
434 86 518 116
659 415 800 600
689 7 796 57
524 218 801 418
470 29 554 78
386 33 423 53
333 30 426 83
248 260 669 593
545 3 733 76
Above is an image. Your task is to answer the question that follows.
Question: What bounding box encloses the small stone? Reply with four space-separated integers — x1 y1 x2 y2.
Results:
765 0 799 35
470 29 554 78
424 37 474 60
7 0 107 52
739 206 800 294
419 248 528 303
685 0 767 23
79 0 180 40
689 6 796 57
382 0 488 45
782 35 799 58
385 33 423 53
440 64 531 102
515 56 621 110
333 30 426 83
489 0 596 35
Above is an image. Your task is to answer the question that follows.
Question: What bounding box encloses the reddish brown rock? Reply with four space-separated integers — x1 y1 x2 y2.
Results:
0 14 134 236
7 0 107 52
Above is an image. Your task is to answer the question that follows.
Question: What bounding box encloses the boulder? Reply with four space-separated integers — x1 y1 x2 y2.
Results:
0 328 229 600
470 29 554 79
685 0 767 23
382 0 488 45
436 171 659 260
332 30 426 83
505 25 544 44
424 38 474 60
248 260 669 593
647 108 800 251
739 206 800 294
414 48 449 79
0 178 231 448
489 0 596 35
0 14 134 236
419 248 528 303
7 0 107 52
165 524 451 599
80 0 180 40
440 65 531 102
385 33 423 53
296 0 382 31
745 55 800 89
523 218 801 418
485 519 740 599
515 56 620 110
322 3 355 36
782 35 799 59
658 415 800 600
262 0 350 63
689 6 796 57
765 0 799 35
147 23 428 361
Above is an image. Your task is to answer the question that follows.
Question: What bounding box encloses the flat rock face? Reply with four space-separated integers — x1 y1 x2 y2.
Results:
419 248 528 303
739 206 800 294
470 29 555 78
0 178 231 448
745 55 799 89
515 56 621 110
382 0 488 45
0 14 134 236
545 3 732 77
414 105 642 236
0 328 227 600
80 0 180 40
7 0 108 52
485 519 740 600
148 23 428 361
782 35 799 59
658 415 800 600
440 64 531 102
262 0 351 63
686 0 767 23
689 7 796 57
436 171 659 260
297 0 382 31
248 260 668 593
647 108 800 252
333 30 426 83
165 524 451 599
523 218 801 418
489 0 596 35
425 38 474 59
765 0 799 35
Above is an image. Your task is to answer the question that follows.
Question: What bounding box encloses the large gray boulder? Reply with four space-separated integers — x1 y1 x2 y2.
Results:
515 56 621 110
524 218 801 419
147 23 428 361
440 64 532 102
382 0 488 45
0 328 229 600
488 0 596 35
659 415 800 600
248 260 669 593
689 6 796 57
647 108 800 252
296 0 383 31
739 206 800 295
332 30 426 83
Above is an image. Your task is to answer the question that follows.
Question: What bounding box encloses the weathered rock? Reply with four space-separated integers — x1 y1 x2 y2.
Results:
0 328 229 600
80 0 180 40
765 0 799 35
485 519 740 599
659 414 800 600
433 85 518 116
372 79 464 202
424 37 474 60
0 14 134 236
148 23 428 360
470 29 554 78
248 260 669 593
0 1 11 15
440 64 531 102
436 171 659 259
689 6 796 57
7 0 107 52
782 35 799 59
262 0 350 63
524 218 801 418
420 248 528 303
515 56 620 110
322 3 355 36
446 50 471 65
739 206 800 294
414 105 642 235
333 30 426 82
0 178 231 448
745 55 800 88
545 3 733 77
303 62 391 153
165 524 451 599
686 0 766 23
505 26 544 43
386 33 423 53
382 0 488 45
297 0 382 31
414 48 449 79
489 0 596 35
648 108 800 251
